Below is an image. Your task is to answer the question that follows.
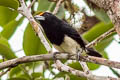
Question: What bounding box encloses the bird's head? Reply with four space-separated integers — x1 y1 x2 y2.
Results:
34 12 56 23
34 12 61 29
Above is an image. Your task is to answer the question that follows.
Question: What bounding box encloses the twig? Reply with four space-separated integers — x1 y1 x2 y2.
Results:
0 68 11 77
28 0 36 9
53 60 119 80
86 28 115 48
18 0 51 52
52 0 64 15
109 67 120 77
78 51 92 80
79 61 91 74
15 49 23 53
78 61 92 80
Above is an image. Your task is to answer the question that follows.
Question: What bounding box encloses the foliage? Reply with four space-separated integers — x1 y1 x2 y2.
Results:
0 0 116 79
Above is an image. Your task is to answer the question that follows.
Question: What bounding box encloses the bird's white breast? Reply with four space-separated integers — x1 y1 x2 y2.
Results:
53 35 82 54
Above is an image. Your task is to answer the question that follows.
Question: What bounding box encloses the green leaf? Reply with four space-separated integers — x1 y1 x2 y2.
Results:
9 63 42 79
8 78 27 80
37 0 55 11
95 35 114 52
31 72 41 78
0 35 16 59
56 4 65 19
0 35 10 48
53 72 66 79
23 23 47 56
37 0 65 19
0 0 19 10
1 17 24 39
9 66 22 78
109 67 120 77
0 6 18 26
83 22 113 42
68 61 100 70
54 72 87 80
93 9 110 23
83 22 115 58
100 51 109 59
68 62 82 70
87 63 100 70
69 74 87 80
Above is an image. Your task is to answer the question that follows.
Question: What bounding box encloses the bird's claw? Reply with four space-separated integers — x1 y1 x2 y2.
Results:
76 49 84 61
53 52 60 60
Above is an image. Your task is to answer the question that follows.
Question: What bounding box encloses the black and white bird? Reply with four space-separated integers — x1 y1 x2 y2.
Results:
34 12 102 57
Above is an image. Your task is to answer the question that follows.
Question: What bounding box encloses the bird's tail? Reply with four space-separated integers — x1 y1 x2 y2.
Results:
85 47 102 57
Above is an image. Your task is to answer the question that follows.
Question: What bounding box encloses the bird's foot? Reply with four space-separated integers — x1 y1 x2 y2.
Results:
76 49 84 61
77 52 81 61
53 52 60 60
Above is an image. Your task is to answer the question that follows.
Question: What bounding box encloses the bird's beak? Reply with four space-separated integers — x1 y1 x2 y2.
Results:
34 15 45 20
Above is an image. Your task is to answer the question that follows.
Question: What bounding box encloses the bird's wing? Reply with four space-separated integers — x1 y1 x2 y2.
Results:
61 21 86 49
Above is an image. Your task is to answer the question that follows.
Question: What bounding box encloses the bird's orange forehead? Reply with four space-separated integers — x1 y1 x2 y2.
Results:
39 12 45 16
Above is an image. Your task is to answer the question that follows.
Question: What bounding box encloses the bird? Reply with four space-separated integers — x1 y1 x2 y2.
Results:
34 12 102 57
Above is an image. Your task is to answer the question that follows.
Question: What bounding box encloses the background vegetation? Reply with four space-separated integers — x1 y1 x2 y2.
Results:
0 0 117 80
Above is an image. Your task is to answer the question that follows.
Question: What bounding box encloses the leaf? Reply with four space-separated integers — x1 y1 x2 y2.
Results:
23 23 47 56
0 35 10 48
0 0 19 10
0 35 16 59
100 51 109 59
56 4 65 19
54 72 87 80
68 61 100 70
1 17 24 39
0 6 18 26
9 66 22 77
8 78 27 80
83 22 113 42
31 72 42 78
93 9 110 23
87 63 100 70
83 22 115 58
109 67 120 77
24 61 42 70
68 62 82 70
37 0 65 19
95 35 114 52
69 74 87 80
37 0 55 11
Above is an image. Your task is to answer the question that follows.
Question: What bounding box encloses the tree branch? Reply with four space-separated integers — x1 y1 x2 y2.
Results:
18 0 51 52
52 0 64 15
0 53 120 79
53 60 119 80
0 68 11 77
28 0 36 9
0 53 120 70
86 28 115 48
